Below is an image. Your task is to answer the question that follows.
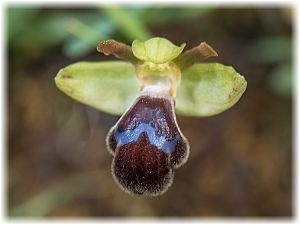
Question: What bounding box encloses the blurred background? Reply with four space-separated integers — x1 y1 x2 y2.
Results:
7 5 293 217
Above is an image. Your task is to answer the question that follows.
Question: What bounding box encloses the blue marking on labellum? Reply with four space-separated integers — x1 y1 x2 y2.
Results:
114 123 180 153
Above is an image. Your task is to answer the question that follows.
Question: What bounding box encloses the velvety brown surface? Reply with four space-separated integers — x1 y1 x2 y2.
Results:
107 95 189 195
108 96 187 151
107 129 117 154
170 138 189 168
118 95 178 137
113 133 173 195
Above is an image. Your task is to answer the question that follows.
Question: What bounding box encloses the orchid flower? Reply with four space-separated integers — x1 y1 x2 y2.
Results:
55 37 247 196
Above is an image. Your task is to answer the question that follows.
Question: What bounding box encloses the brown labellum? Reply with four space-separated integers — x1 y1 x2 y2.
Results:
106 89 189 196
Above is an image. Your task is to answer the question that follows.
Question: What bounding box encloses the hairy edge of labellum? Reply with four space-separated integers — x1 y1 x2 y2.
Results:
106 87 190 196
111 134 175 196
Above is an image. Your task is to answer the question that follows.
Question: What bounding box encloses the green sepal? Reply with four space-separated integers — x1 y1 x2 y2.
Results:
176 63 247 117
55 61 139 115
